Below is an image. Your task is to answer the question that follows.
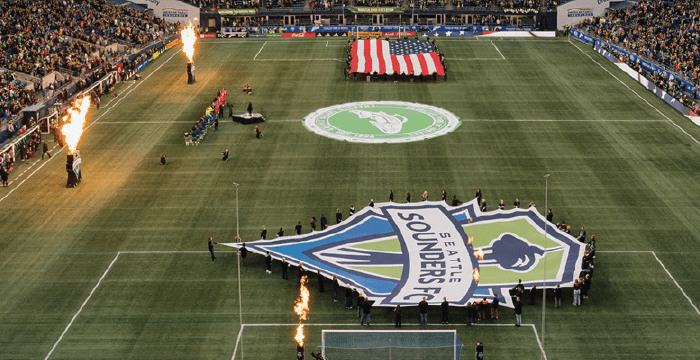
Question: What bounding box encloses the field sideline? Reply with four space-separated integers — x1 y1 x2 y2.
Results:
1 37 700 360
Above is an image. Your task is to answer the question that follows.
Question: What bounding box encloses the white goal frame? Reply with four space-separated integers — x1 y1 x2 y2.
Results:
321 329 459 360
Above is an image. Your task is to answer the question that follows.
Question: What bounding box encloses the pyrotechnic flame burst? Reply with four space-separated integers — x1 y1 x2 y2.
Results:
181 21 197 63
61 95 91 154
294 276 310 347
467 237 473 245
474 247 484 260
473 268 480 283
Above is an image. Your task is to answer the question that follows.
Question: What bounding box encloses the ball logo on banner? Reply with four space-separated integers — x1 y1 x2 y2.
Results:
223 200 585 308
303 101 461 143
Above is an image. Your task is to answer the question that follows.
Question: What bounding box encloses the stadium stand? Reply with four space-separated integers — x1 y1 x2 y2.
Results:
575 0 700 112
0 0 178 151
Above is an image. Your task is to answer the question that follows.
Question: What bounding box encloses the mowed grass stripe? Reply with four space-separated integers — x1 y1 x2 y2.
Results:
1 38 700 359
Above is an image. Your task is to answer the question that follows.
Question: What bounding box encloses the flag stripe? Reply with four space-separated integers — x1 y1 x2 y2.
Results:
403 55 414 75
423 53 436 75
430 52 445 76
350 40 442 77
376 39 386 74
408 54 421 75
350 41 359 73
390 54 400 75
380 40 393 75
355 40 365 73
396 55 407 75
364 39 373 73
417 53 430 76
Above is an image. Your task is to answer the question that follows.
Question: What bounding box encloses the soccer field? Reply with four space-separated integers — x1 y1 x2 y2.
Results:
1 37 700 360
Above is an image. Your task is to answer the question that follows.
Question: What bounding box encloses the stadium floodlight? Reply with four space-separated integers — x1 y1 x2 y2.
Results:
322 330 463 360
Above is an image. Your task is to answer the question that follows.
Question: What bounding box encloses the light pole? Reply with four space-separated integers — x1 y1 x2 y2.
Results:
541 173 550 359
411 0 415 26
233 181 242 359
233 182 240 239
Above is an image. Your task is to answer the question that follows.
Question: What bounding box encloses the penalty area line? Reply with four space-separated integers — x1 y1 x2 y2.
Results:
253 41 267 60
231 324 244 360
491 41 506 60
44 252 121 360
568 39 700 146
598 250 700 316
239 323 546 358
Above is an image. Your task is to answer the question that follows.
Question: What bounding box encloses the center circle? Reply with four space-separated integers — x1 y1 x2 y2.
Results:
303 101 461 143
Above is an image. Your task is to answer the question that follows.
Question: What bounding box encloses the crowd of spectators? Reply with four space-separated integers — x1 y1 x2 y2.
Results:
0 0 177 139
576 0 700 110
0 0 175 78
197 0 554 10
0 71 38 119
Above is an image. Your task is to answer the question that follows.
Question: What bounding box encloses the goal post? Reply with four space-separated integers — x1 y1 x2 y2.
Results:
321 330 462 360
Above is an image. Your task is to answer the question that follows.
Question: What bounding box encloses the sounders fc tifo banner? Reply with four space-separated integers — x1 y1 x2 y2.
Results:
223 199 585 308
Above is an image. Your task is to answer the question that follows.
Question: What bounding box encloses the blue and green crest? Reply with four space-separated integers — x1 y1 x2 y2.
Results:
223 200 585 308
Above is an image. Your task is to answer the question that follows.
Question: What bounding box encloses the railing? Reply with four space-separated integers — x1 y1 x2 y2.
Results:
577 29 699 94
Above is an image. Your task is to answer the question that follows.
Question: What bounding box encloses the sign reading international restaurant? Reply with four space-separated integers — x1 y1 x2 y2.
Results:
223 200 586 308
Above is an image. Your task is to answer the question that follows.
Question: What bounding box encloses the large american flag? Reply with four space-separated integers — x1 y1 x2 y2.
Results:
350 39 445 76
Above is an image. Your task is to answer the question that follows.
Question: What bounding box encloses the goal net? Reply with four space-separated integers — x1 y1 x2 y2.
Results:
321 330 462 360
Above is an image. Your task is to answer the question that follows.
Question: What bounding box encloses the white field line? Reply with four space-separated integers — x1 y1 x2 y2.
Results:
253 41 267 60
466 119 666 122
94 121 195 124
529 324 547 360
441 38 559 42
491 41 506 60
88 119 666 125
204 39 347 44
120 250 238 254
651 252 700 316
235 323 545 359
231 324 244 360
598 250 700 316
5 143 57 186
254 58 344 62
326 40 348 47
569 39 700 146
0 49 179 204
44 253 121 360
243 322 538 327
445 57 505 61
44 250 243 359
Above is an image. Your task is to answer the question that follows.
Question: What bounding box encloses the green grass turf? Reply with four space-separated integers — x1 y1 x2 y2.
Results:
1 36 700 359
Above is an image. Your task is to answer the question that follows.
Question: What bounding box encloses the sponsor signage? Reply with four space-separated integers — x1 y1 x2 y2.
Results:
282 32 316 37
223 200 585 307
136 59 149 72
382 31 415 37
218 8 258 15
165 38 180 50
199 33 216 39
557 0 610 29
314 32 348 37
128 0 199 25
349 31 383 37
219 32 248 38
422 30 474 37
349 6 405 13
304 101 460 144
347 31 415 37
162 7 190 19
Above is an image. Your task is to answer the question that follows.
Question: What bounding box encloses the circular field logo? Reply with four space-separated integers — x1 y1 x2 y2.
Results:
303 101 460 143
